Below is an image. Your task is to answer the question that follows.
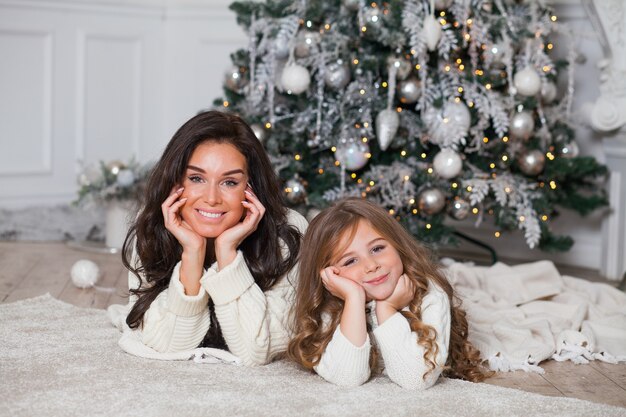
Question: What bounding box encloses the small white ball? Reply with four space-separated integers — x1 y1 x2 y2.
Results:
281 64 311 95
514 66 541 97
433 148 463 179
70 259 100 288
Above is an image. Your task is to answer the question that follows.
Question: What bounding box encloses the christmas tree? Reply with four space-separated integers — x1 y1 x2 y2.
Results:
215 0 608 252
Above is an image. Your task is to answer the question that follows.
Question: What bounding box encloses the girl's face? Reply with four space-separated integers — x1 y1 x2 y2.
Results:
179 141 248 238
332 219 403 301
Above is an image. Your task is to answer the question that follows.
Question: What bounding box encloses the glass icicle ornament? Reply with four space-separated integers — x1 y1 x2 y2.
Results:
375 109 400 151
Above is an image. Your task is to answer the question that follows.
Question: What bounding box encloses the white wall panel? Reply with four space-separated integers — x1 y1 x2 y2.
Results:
0 29 52 174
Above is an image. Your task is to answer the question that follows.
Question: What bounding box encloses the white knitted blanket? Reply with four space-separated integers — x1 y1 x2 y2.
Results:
444 260 626 372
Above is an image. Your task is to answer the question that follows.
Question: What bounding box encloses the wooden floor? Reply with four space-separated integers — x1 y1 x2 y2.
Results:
1 241 625 409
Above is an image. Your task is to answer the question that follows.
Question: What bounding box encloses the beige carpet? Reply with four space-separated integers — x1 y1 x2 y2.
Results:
1 295 624 417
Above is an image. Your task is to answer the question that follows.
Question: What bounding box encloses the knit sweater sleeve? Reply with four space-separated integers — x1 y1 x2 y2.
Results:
132 261 211 353
372 283 451 390
199 209 308 366
314 326 372 387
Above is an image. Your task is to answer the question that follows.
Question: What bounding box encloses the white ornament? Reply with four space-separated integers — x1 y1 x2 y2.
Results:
518 149 546 176
433 148 463 179
335 140 370 171
274 37 290 60
560 141 579 158
540 81 557 103
281 64 310 95
324 61 351 90
116 169 135 187
397 77 421 104
375 109 400 151
422 15 442 51
514 66 541 96
510 111 535 140
294 30 320 58
70 259 100 288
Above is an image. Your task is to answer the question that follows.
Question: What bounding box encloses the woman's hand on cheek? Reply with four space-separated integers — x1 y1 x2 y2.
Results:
214 186 265 269
162 187 206 252
375 274 414 323
320 267 366 304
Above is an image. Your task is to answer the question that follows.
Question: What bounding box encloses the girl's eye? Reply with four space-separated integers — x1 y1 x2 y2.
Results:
342 258 357 267
188 175 204 183
372 245 385 253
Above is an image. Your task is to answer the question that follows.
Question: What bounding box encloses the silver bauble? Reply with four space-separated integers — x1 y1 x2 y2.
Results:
281 64 311 94
106 160 125 176
513 66 541 96
363 6 382 26
509 111 535 141
284 177 307 204
116 169 135 187
294 30 320 58
324 61 351 90
250 123 268 143
375 109 400 151
224 66 248 92
342 0 360 11
433 148 463 179
518 149 546 176
274 37 290 60
434 0 453 9
540 81 558 103
417 187 446 215
488 41 508 65
397 77 421 104
386 56 412 80
560 141 579 158
335 139 370 171
448 197 470 220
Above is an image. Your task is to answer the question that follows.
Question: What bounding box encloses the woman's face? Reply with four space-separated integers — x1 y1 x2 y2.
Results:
179 141 248 238
331 219 404 301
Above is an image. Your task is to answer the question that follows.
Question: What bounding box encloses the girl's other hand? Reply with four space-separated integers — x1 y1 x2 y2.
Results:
162 187 206 252
376 274 414 323
321 266 366 303
214 184 265 268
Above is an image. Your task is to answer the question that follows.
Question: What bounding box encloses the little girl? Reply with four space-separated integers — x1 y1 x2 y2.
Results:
288 198 488 389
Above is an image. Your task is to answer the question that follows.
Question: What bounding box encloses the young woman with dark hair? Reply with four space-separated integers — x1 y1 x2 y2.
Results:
122 110 306 365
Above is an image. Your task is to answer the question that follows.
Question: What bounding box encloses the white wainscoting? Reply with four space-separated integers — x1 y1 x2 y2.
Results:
0 0 618 275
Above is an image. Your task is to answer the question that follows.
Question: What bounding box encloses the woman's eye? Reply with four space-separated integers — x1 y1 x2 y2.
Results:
188 175 204 183
222 179 240 187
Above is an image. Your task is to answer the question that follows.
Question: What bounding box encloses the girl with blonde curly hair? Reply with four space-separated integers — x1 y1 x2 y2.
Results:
288 197 488 389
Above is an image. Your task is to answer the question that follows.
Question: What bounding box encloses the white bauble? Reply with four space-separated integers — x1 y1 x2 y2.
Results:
433 148 463 179
294 30 320 58
375 109 400 151
513 66 541 96
540 81 557 103
281 64 311 94
422 15 442 51
71 259 100 288
445 101 471 130
224 66 248 92
510 111 535 140
335 140 370 171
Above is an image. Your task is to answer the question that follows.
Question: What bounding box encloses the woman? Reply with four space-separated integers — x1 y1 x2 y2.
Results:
122 110 307 366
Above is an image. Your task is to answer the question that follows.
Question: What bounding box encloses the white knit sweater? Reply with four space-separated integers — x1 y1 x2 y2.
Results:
314 282 451 389
128 209 308 366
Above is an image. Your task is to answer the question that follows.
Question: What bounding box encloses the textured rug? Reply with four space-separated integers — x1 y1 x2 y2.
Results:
1 295 624 417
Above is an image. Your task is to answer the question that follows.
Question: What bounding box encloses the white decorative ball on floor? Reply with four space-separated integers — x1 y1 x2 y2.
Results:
433 148 463 179
513 66 541 96
281 64 311 95
71 259 100 288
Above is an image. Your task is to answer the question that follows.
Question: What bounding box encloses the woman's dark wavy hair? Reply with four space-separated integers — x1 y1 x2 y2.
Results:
123 110 301 347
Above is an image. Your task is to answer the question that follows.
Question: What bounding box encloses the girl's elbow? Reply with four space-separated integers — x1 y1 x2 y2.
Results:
391 368 442 391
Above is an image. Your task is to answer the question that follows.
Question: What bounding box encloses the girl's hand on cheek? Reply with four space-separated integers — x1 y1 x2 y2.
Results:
162 187 205 252
214 185 265 268
376 274 414 322
320 267 365 303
